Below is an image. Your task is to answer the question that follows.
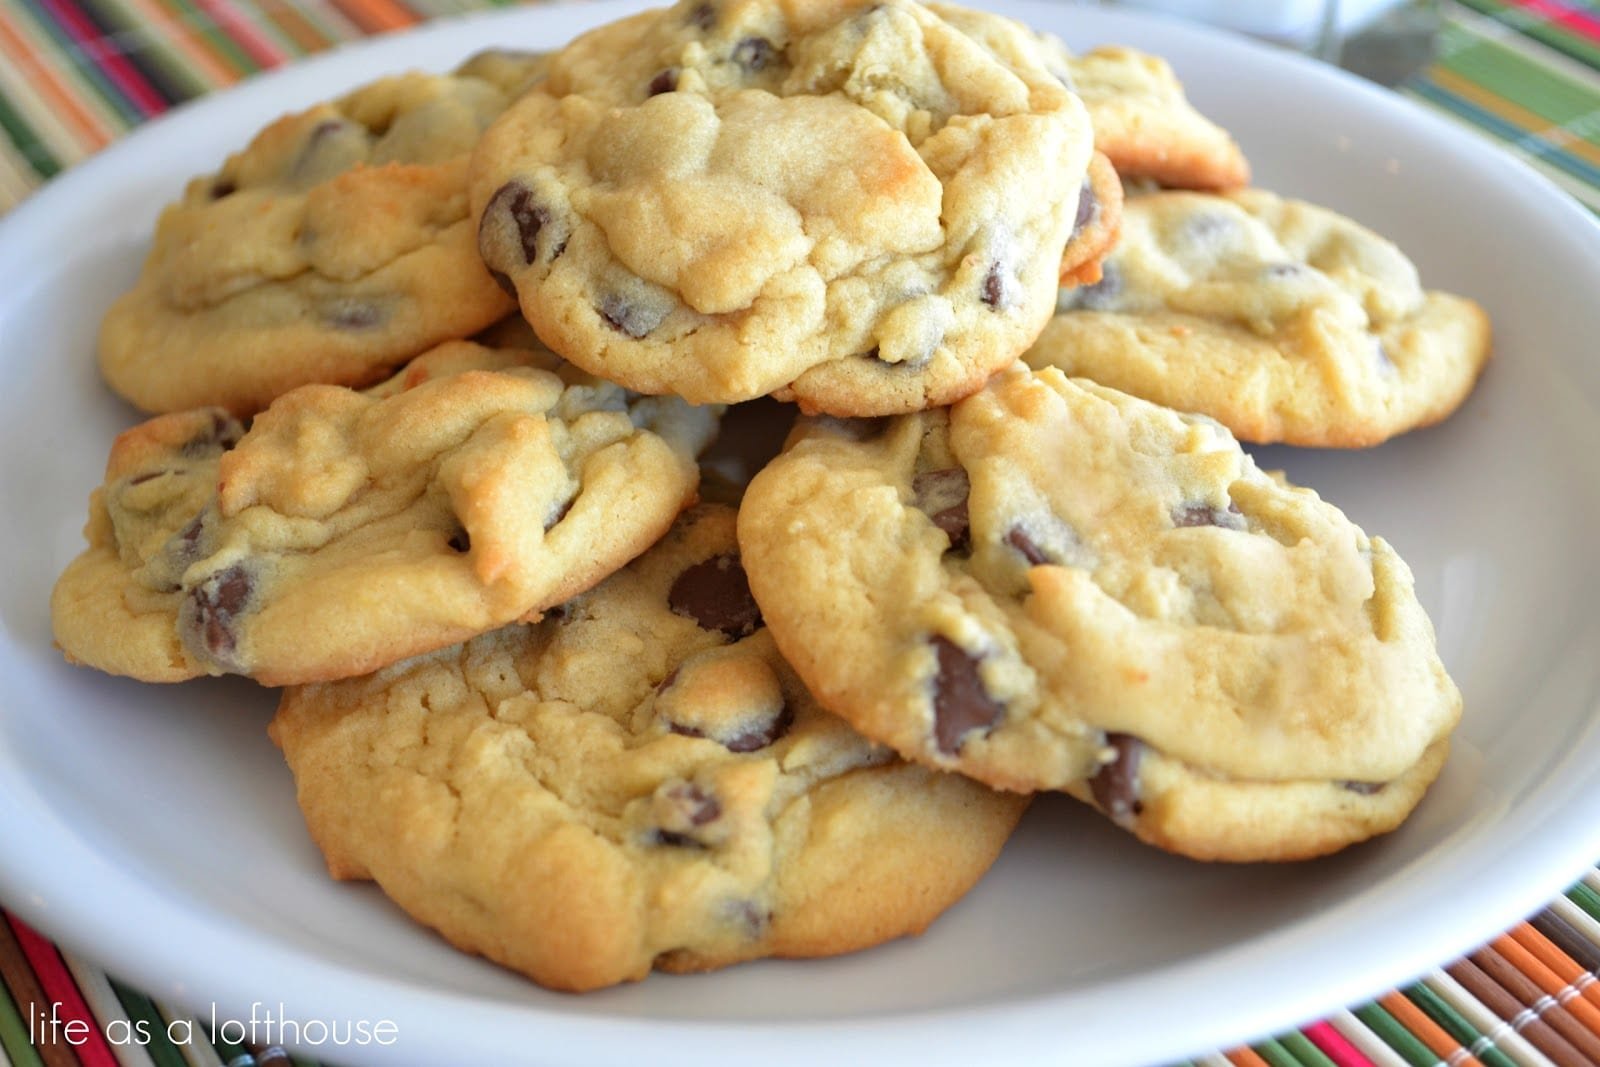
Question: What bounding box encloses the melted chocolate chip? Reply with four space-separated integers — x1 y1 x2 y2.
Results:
184 564 254 664
321 301 385 330
128 470 169 486
481 181 565 267
1339 779 1386 796
930 636 1003 755
732 900 770 937
912 468 970 552
1090 733 1145 826
1006 527 1050 565
210 178 236 200
180 411 242 458
667 783 722 825
447 529 470 553
599 292 667 339
1073 178 1098 234
723 702 794 753
732 37 775 72
980 261 1009 310
687 1 715 28
669 554 763 638
1171 502 1247 530
647 68 679 95
651 829 706 849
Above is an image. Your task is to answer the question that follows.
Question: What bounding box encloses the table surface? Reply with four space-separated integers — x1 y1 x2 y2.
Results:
3 0 1600 1064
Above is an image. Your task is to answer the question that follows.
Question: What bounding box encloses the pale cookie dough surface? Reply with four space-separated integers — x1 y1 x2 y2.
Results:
472 0 1094 414
271 506 1027 991
1028 189 1493 447
739 364 1460 860
100 53 547 416
53 340 716 686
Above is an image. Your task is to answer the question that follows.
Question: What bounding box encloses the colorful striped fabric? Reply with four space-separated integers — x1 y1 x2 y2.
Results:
2 0 1600 1064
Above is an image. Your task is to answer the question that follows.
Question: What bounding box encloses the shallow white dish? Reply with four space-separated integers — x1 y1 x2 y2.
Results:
4 2 1600 1064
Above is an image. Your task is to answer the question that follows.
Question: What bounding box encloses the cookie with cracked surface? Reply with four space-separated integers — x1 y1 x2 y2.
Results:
471 0 1094 414
52 339 716 686
270 505 1027 991
99 54 547 416
1027 189 1493 446
738 364 1460 861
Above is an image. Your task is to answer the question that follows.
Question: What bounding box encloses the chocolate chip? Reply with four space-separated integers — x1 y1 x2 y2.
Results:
320 300 385 330
1090 733 1145 826
732 900 770 937
447 529 470 553
599 292 667 339
127 470 169 486
722 702 794 753
669 554 762 638
647 68 679 95
980 261 1010 310
668 783 722 825
1339 779 1386 796
930 636 1003 754
1073 179 1098 234
732 37 775 72
1171 502 1247 530
1264 262 1307 279
180 411 243 458
1006 527 1050 565
481 181 565 267
210 178 236 200
1063 262 1121 312
650 829 706 849
182 564 253 666
687 1 715 28
912 468 970 552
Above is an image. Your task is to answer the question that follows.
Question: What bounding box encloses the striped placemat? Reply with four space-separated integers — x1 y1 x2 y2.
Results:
2 0 1599 1063
2 872 1599 1064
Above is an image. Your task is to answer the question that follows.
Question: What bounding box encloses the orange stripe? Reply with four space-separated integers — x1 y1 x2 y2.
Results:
257 0 331 54
116 0 239 87
0 8 112 147
327 0 413 35
1430 66 1600 170
1224 1049 1272 1067
1497 931 1600 1032
1380 991 1485 1067
1510 922 1600 1014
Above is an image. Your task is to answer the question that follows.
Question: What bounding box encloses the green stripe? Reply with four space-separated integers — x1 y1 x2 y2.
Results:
110 978 191 1067
80 0 210 101
0 970 46 1067
1352 1002 1440 1067
1451 0 1600 70
1251 1036 1303 1067
0 83 59 177
1567 879 1600 922
1404 982 1518 1067
1436 23 1600 130
9 0 145 124
1279 1030 1338 1067
155 0 262 79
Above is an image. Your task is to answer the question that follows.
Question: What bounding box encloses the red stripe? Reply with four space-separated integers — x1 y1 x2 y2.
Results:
5 914 121 1067
1301 1021 1377 1067
192 0 289 69
33 0 167 116
1510 0 1600 42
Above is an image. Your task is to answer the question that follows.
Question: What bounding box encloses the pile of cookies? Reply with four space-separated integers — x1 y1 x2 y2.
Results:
51 0 1490 993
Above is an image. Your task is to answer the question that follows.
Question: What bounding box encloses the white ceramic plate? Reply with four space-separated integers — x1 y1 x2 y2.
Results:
4 3 1600 1064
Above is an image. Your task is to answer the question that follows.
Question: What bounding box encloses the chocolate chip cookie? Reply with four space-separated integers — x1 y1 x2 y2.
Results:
99 53 546 416
53 339 716 685
271 505 1027 990
471 0 1095 414
738 364 1461 861
1028 188 1493 447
